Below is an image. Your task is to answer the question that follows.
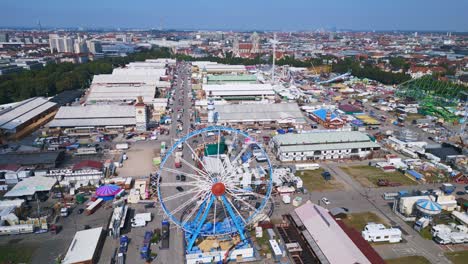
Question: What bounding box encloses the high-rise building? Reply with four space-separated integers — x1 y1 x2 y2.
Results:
87 40 103 54
49 34 59 53
0 33 9 42
49 34 75 53
63 37 75 53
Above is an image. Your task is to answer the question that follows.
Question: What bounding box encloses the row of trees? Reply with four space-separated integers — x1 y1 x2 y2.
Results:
0 47 172 104
332 58 411 85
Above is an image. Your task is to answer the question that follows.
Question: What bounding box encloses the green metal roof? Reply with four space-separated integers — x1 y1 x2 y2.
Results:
207 74 257 83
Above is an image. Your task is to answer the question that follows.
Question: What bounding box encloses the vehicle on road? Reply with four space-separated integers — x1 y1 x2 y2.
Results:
176 174 181 181
160 221 170 250
176 186 184 192
456 191 465 195
321 197 330 205
180 175 186 181
132 220 146 228
77 208 84 214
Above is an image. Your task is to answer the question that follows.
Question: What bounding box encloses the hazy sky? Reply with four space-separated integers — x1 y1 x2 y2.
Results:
2 0 467 31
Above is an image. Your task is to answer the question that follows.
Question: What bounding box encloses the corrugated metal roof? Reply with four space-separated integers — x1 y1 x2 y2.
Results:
207 74 257 82
49 118 136 128
86 85 156 103
54 105 135 119
273 131 373 146
279 141 380 153
4 176 57 197
92 74 161 85
0 97 57 130
216 103 306 123
295 202 371 264
203 83 273 91
62 227 103 264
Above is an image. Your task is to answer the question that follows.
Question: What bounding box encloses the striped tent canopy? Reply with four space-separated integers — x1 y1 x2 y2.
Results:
96 184 121 197
416 199 442 215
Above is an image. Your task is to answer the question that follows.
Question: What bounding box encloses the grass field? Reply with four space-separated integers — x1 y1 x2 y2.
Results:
340 165 417 187
445 250 468 264
0 243 38 264
341 212 387 231
296 168 345 192
386 256 431 264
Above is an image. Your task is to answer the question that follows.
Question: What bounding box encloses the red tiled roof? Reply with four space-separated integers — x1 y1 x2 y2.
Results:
336 219 386 264
238 43 253 49
73 160 103 171
0 164 21 172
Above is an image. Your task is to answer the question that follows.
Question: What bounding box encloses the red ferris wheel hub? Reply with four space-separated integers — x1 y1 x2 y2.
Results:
211 182 226 196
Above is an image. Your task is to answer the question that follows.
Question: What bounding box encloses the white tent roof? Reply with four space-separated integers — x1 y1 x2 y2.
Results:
4 176 57 197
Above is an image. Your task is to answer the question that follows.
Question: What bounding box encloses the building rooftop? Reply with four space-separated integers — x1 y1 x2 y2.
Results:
49 105 136 128
86 85 157 103
0 97 57 131
62 227 103 264
312 108 339 122
4 176 57 197
279 141 380 153
0 151 63 167
273 131 375 146
207 74 257 83
91 74 161 85
216 103 306 123
295 202 371 264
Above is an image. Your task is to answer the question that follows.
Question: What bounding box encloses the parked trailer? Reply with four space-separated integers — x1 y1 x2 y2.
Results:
140 231 153 259
85 198 103 215
160 221 170 250
0 224 34 236
295 163 320 171
382 192 400 200
116 143 129 150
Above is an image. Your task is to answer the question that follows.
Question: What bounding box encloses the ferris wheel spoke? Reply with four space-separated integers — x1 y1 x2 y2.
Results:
178 156 212 180
220 145 249 181
181 191 211 227
161 167 211 184
169 192 207 217
226 190 257 212
162 186 205 202
212 198 217 234
226 185 268 200
159 182 209 188
184 140 210 177
222 195 246 224
216 128 222 174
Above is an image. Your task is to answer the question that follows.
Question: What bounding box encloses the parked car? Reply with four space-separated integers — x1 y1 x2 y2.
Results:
176 186 184 192
456 191 465 196
180 175 186 182
321 197 330 205
77 208 84 214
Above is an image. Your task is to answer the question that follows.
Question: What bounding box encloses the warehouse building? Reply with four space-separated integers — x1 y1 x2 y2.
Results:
49 105 137 135
0 97 58 139
0 151 64 169
214 103 306 128
88 74 170 103
62 227 104 264
206 74 257 84
271 131 380 161
4 176 57 200
203 83 275 101
287 201 383 264
202 64 246 74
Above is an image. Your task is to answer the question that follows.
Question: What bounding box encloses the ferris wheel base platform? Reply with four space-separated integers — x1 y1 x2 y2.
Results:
185 242 254 264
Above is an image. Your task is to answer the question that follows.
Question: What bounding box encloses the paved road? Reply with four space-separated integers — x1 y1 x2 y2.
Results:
155 61 193 264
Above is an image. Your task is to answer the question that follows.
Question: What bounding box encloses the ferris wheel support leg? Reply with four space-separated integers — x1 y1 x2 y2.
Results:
186 195 215 252
221 195 246 241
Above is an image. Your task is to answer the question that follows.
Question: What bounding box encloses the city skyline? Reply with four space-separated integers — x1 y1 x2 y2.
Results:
1 0 468 32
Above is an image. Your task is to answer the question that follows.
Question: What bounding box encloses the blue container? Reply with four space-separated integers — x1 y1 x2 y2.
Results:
277 129 286 134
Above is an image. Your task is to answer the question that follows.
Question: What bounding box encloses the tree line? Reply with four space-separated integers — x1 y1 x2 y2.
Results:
332 58 411 85
0 47 172 104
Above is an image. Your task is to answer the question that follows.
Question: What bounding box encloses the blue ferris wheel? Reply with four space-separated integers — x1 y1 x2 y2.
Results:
154 126 273 252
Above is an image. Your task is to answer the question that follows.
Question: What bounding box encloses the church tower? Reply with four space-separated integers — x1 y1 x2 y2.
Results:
251 32 260 53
